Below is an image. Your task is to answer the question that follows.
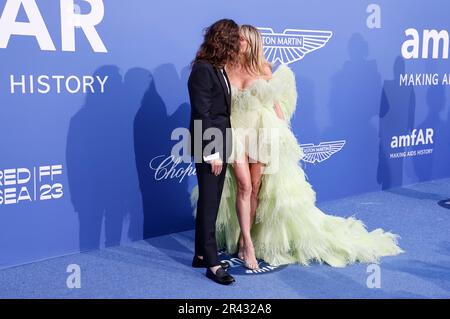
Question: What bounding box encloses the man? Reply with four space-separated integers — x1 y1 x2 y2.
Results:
188 19 239 285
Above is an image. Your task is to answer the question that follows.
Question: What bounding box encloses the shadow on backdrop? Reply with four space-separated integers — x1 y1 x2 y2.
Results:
321 33 382 199
413 84 449 181
66 65 143 251
134 63 193 239
66 63 194 251
377 56 416 190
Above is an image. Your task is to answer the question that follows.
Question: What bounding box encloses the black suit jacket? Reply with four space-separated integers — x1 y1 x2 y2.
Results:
188 60 232 162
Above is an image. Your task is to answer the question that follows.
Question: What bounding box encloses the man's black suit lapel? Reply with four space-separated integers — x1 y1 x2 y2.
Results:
214 67 231 111
222 68 232 112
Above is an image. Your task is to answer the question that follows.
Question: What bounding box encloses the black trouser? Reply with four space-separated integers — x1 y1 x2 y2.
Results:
194 161 228 267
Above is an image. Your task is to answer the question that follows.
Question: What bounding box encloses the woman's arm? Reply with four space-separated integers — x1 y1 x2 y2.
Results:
273 102 285 120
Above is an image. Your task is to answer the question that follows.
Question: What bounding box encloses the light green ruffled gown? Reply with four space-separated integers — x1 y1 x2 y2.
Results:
191 64 403 267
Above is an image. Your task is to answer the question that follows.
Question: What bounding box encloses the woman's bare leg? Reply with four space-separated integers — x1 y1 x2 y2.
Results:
237 162 264 266
233 156 259 269
249 161 264 226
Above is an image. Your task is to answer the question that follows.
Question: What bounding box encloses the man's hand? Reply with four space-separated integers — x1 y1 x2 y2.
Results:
210 159 223 176
203 152 222 176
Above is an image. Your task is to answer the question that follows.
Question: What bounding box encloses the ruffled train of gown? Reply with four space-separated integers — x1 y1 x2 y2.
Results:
191 64 403 267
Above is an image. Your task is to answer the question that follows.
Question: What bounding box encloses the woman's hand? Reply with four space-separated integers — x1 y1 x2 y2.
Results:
273 102 285 121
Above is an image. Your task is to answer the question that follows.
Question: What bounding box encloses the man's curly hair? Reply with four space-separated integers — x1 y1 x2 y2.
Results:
192 19 240 68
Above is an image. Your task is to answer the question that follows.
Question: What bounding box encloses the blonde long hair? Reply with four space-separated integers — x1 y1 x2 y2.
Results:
239 25 271 75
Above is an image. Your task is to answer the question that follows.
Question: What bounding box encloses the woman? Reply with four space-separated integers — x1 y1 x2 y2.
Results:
192 25 403 270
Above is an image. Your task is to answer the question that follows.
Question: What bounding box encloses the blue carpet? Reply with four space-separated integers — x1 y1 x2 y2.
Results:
1 178 450 299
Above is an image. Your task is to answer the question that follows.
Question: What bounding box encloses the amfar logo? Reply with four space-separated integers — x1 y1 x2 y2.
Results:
0 0 107 52
389 128 434 159
258 27 333 65
391 128 434 148
402 28 449 59
300 140 346 164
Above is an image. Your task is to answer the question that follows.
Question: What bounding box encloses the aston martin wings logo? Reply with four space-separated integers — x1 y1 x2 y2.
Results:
300 140 345 164
258 27 333 65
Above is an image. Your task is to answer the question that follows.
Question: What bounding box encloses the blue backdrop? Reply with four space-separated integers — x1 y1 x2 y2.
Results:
1 0 450 268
